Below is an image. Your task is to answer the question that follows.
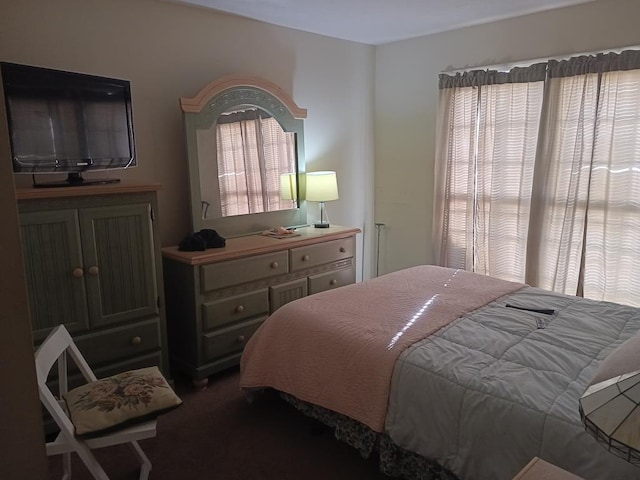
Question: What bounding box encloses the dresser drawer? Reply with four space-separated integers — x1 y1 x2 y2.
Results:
290 237 354 271
200 251 289 292
202 289 269 331
202 317 265 361
74 319 161 368
308 265 356 295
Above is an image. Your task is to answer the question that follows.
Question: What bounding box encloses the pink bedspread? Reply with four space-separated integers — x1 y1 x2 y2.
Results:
239 265 525 432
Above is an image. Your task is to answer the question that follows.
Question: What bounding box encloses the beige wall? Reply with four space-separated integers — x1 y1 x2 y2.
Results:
374 0 640 274
0 88 47 477
0 0 376 278
0 0 375 472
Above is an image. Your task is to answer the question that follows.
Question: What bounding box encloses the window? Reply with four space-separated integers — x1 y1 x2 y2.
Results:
434 51 640 306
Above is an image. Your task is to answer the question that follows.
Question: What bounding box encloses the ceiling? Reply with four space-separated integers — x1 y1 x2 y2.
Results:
166 0 595 45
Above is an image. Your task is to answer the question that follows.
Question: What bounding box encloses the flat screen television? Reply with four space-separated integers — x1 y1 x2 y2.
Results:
0 62 136 187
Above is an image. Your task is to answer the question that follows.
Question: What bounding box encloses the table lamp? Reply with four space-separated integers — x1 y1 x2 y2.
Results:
579 370 640 465
305 171 338 228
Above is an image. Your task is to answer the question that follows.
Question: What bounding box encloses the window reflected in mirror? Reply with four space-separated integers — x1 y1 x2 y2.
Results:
198 106 298 219
182 75 307 237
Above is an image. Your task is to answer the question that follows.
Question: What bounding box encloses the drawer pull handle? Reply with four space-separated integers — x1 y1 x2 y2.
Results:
339 247 346 253
236 305 245 313
271 261 279 269
330 279 338 286
88 266 99 276
237 335 246 343
72 268 84 278
131 336 142 345
302 255 310 261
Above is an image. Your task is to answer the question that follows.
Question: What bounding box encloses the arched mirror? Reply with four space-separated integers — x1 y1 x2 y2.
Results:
181 75 307 237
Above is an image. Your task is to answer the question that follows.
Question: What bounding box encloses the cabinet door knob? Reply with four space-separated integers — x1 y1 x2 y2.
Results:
131 336 142 345
339 247 346 253
236 305 245 313
302 255 310 261
270 261 279 269
237 335 246 343
330 279 338 286
88 266 99 276
72 268 84 278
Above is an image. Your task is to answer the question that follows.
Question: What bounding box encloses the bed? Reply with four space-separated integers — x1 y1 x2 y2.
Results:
239 265 640 480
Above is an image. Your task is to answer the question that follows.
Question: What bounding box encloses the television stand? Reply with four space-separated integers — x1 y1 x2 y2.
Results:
32 173 121 188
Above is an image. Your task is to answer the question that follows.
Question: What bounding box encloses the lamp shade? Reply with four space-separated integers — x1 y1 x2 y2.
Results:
579 370 640 465
280 173 297 200
305 171 339 202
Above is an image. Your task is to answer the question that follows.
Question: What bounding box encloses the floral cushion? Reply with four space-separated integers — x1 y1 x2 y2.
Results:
63 366 182 437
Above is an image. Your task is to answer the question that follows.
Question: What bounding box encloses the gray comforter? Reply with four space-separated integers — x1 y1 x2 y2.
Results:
385 286 640 480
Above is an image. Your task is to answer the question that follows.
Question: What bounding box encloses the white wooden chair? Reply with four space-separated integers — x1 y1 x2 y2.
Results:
34 324 156 480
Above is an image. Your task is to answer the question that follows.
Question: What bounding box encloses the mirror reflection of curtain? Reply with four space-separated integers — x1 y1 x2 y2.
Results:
10 97 130 167
216 109 296 217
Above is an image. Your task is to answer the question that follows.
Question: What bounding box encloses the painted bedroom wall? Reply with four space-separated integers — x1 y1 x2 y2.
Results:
0 98 47 480
0 0 376 279
374 0 640 275
0 0 375 470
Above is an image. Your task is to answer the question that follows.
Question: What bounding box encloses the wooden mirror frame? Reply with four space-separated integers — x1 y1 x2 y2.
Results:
181 74 308 238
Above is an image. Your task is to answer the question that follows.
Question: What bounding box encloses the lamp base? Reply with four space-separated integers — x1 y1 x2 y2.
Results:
314 222 331 228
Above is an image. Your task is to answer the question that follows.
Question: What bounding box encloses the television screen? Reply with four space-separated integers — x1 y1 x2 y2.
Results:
1 62 136 186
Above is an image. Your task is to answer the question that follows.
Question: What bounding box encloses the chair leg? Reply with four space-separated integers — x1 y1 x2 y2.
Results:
128 441 152 480
61 452 71 480
74 442 110 480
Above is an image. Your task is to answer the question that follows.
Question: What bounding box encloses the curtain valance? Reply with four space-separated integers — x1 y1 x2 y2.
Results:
439 49 640 87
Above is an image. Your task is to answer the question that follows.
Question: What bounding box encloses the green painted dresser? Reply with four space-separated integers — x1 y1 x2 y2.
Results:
162 225 360 388
16 182 170 382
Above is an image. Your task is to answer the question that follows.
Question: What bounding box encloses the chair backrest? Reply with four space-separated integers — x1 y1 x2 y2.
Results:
34 325 99 439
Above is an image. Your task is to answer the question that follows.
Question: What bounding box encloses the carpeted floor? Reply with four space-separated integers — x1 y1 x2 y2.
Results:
48 367 392 479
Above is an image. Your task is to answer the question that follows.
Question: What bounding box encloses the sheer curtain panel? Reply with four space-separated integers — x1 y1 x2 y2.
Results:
434 65 546 282
434 50 640 306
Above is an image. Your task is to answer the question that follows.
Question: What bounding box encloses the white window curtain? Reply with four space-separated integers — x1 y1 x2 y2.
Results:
434 65 546 282
216 110 296 216
434 50 640 306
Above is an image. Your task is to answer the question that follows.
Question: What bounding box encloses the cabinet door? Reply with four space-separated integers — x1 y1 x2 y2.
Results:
269 278 308 313
79 203 158 328
19 209 89 341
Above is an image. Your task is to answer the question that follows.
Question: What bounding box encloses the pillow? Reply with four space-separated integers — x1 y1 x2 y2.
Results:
63 366 182 437
588 332 640 386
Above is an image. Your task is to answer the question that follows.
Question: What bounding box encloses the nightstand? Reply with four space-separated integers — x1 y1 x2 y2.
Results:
513 457 585 480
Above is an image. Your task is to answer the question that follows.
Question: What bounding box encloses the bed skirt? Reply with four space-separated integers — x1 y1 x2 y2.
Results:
280 391 459 480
